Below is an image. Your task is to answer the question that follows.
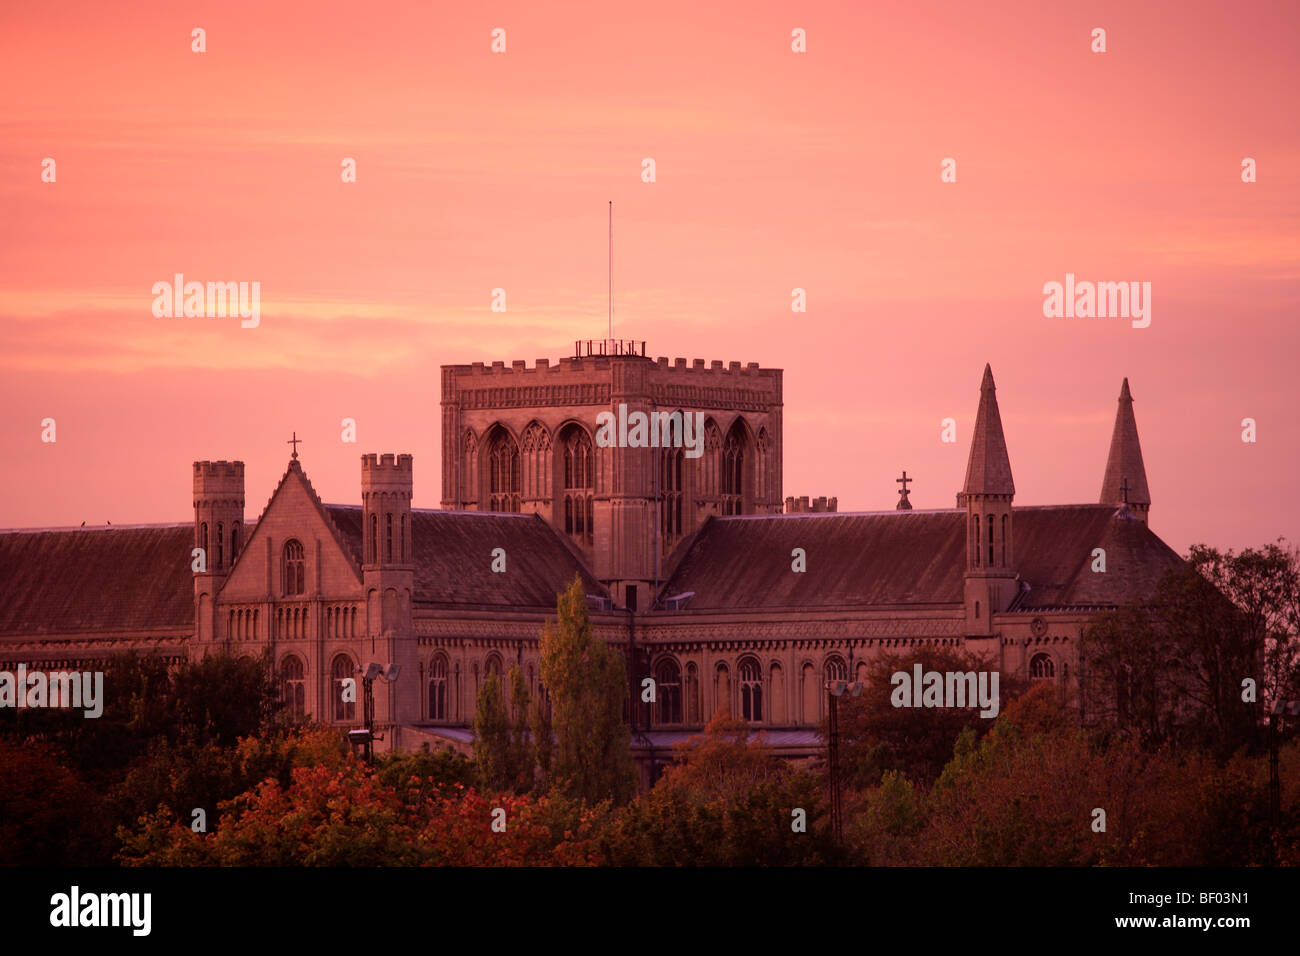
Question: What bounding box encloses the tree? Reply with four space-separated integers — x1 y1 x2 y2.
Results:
473 672 513 792
538 576 635 805
1082 541 1300 755
595 713 832 865
507 664 536 793
833 647 1025 788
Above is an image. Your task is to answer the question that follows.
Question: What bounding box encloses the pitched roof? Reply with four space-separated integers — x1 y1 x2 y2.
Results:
658 505 1182 613
323 507 606 609
1100 377 1151 506
257 460 362 579
0 525 195 638
962 364 1016 497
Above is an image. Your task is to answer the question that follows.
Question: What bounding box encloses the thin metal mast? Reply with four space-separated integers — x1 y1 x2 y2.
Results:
608 200 613 340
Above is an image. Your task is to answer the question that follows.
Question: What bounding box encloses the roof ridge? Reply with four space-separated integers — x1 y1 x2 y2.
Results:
0 523 190 534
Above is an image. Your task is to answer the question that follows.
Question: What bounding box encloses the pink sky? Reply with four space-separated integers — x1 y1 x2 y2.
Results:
1 0 1296 556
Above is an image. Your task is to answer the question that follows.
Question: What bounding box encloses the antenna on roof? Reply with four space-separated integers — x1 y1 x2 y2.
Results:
608 200 613 340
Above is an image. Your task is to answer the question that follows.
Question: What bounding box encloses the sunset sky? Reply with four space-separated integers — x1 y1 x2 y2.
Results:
1 0 1296 556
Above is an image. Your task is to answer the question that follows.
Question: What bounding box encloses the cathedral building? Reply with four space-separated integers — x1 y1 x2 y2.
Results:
0 345 1181 782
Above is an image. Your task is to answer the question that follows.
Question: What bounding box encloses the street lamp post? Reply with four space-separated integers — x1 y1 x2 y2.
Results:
350 661 402 764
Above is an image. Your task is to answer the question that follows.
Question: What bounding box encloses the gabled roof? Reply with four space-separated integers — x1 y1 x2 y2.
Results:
1100 377 1151 507
324 507 606 609
658 505 1183 613
0 525 195 638
250 460 362 582
962 364 1016 497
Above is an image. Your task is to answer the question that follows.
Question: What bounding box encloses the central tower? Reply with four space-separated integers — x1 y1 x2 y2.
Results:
440 342 783 609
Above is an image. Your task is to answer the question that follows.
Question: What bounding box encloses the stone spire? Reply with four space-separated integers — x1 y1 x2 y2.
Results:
962 364 1015 498
1100 378 1150 522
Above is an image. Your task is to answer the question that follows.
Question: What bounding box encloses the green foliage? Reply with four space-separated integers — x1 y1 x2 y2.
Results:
595 713 833 865
473 672 512 792
539 576 635 806
508 665 536 793
375 745 474 802
833 646 1026 789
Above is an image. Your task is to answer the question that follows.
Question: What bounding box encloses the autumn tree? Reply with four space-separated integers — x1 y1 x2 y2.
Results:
538 576 635 806
833 646 1027 789
596 713 832 865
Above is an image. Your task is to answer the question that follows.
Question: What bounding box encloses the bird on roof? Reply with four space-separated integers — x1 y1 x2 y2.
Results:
80 521 85 526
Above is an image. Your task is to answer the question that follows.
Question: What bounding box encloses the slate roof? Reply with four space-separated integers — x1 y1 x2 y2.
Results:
658 505 1183 613
0 500 1183 641
0 524 195 638
323 506 605 609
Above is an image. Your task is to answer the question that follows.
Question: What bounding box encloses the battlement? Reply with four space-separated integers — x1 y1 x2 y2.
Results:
193 460 245 495
785 495 838 514
361 453 414 495
361 453 414 473
193 460 244 478
442 355 774 380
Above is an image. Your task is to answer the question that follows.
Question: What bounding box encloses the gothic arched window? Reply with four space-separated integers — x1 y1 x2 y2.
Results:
1030 653 1055 681
739 656 762 722
661 446 684 541
721 424 745 516
488 428 521 512
562 426 594 545
428 654 448 720
200 522 208 562
281 655 305 718
386 513 393 563
231 523 240 563
283 539 305 596
332 654 356 722
825 655 848 683
655 658 682 725
686 662 700 724
217 523 224 569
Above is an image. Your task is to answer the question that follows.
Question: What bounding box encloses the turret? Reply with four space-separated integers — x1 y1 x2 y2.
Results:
360 454 418 747
961 366 1017 633
192 460 245 647
362 453 413 569
1100 378 1151 524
